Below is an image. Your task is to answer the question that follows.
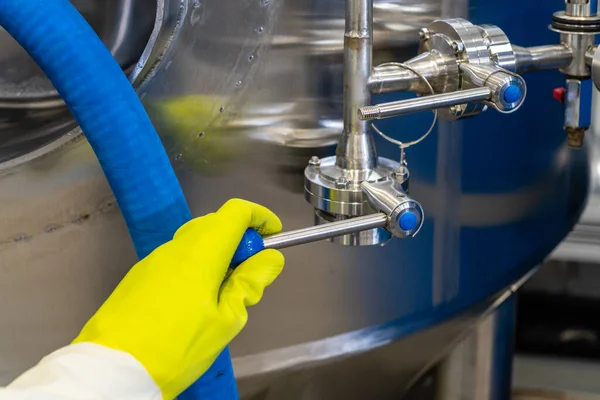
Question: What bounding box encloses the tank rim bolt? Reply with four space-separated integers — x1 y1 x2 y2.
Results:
309 156 321 168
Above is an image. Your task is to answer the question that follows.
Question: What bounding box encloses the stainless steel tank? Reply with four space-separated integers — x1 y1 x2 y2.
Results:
0 0 587 399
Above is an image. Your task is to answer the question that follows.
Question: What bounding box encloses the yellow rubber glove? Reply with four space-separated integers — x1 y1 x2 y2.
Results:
73 199 285 399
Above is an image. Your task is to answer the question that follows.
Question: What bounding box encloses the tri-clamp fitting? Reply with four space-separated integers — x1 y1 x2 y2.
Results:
364 19 528 121
304 154 419 246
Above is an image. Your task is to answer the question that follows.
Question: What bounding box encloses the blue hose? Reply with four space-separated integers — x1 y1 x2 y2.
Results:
0 0 238 398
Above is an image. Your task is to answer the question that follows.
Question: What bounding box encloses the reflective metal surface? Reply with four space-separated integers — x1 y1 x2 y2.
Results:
414 18 525 120
559 33 594 78
369 51 455 94
302 0 419 247
314 208 393 245
338 0 377 173
360 180 424 237
0 0 156 164
304 155 398 216
514 45 573 74
0 0 155 103
360 87 492 119
0 0 588 399
262 213 388 249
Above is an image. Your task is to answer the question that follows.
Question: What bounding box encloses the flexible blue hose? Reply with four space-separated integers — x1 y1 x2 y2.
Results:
0 0 238 398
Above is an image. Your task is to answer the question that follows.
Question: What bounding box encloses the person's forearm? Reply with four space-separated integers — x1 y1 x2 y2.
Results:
0 343 162 400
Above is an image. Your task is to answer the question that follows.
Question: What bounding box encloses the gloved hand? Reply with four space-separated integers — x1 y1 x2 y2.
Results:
73 199 285 399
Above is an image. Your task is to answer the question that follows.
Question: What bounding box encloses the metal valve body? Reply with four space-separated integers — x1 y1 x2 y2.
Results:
303 16 528 246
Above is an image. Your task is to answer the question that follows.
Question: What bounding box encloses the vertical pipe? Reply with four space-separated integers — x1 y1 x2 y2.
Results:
561 0 596 78
560 33 594 77
565 0 594 17
335 0 378 173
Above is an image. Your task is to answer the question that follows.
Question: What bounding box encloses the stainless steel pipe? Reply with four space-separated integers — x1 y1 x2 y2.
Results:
335 0 378 171
368 66 420 94
262 213 389 249
513 45 573 74
358 87 492 120
368 59 439 94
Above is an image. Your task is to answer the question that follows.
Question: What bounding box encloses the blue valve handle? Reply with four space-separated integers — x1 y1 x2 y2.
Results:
231 228 265 267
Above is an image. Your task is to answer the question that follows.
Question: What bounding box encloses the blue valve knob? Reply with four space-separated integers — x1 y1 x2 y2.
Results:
503 85 521 104
399 211 419 231
231 228 264 267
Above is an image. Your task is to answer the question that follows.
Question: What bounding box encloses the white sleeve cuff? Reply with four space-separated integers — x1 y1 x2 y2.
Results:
0 343 162 400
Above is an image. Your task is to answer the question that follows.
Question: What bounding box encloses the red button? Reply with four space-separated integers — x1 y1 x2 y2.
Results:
553 87 566 103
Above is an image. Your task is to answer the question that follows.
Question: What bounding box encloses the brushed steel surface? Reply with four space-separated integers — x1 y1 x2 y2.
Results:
0 0 588 399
